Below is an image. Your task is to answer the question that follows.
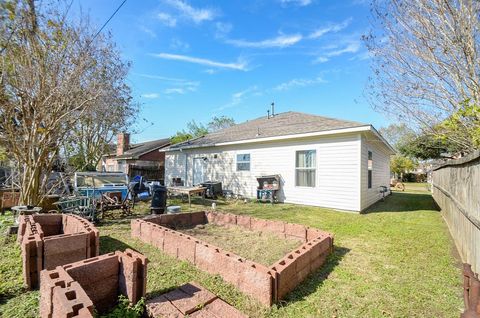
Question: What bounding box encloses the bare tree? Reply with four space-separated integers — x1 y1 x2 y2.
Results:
0 1 134 204
365 0 480 152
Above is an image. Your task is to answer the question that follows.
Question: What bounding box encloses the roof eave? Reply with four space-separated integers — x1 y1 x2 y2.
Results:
162 125 376 152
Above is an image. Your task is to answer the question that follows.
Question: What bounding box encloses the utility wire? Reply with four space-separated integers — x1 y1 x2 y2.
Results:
91 0 127 42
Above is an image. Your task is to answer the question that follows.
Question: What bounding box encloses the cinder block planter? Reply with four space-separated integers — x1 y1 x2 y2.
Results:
132 211 333 306
18 214 100 289
39 249 148 317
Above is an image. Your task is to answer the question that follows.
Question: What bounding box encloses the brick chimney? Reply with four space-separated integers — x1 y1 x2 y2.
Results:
117 133 130 156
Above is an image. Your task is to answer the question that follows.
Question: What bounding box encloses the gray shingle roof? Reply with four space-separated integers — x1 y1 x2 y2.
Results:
167 111 367 150
111 138 171 159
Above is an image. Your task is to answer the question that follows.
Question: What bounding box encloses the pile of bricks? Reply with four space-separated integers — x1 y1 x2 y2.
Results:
40 249 148 317
131 211 333 306
17 213 99 289
146 281 246 318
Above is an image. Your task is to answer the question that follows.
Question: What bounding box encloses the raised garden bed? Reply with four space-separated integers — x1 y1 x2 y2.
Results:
17 213 99 289
131 211 333 306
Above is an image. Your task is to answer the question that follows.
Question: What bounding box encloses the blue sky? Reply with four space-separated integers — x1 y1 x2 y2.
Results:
72 0 391 143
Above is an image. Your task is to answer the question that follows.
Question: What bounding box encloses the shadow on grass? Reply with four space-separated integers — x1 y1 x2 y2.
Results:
280 246 350 305
364 192 440 214
99 235 135 254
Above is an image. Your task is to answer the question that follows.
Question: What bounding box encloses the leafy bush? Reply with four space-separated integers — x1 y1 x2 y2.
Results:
99 295 145 318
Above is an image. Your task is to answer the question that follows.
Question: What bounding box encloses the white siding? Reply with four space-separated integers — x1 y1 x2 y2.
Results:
360 135 392 210
166 133 363 211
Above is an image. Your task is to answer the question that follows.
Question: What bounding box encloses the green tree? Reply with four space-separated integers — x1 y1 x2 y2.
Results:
390 155 416 179
398 132 461 160
171 116 235 144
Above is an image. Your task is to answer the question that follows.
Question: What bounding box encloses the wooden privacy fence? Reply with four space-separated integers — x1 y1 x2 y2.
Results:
432 150 480 274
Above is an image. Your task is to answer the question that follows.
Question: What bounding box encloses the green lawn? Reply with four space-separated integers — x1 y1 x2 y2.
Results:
0 183 463 317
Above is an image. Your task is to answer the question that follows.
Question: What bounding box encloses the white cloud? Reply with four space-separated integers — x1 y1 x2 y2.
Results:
151 53 249 71
308 18 352 39
274 76 326 91
170 38 190 51
135 73 192 83
313 41 361 63
164 0 216 24
279 0 312 7
226 34 303 48
157 12 177 27
142 93 160 99
216 86 259 111
138 25 157 38
215 22 233 39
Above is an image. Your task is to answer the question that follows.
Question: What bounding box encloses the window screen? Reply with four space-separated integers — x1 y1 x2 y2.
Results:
295 150 316 187
368 151 373 189
236 154 250 171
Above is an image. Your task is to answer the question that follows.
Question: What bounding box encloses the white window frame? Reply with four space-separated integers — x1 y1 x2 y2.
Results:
367 150 373 189
236 153 251 172
295 150 316 187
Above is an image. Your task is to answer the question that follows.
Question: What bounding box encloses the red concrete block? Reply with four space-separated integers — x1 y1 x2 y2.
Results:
235 215 251 230
64 253 119 286
163 230 179 258
43 233 89 270
146 295 183 318
250 218 269 232
164 283 217 315
131 219 141 238
190 211 207 226
205 211 218 223
195 244 220 275
22 234 43 289
51 282 94 318
124 249 148 303
82 275 119 313
142 215 163 225
213 212 237 226
264 220 285 236
40 267 75 318
140 221 153 244
237 260 274 306
150 225 165 250
310 250 329 272
285 223 307 241
176 234 196 263
33 214 63 236
214 251 244 286
271 254 298 300
203 298 248 318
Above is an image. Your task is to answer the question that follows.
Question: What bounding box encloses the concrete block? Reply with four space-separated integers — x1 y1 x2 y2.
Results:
51 282 94 318
64 253 119 286
163 230 179 258
264 220 285 236
140 221 153 244
285 223 307 241
150 225 165 250
146 295 183 318
176 234 196 263
235 215 251 230
271 254 297 300
195 244 220 275
131 219 141 238
203 298 248 318
237 261 273 306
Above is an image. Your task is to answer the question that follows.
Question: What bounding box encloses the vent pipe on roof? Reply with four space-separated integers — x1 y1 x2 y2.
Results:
267 109 270 119
271 102 275 117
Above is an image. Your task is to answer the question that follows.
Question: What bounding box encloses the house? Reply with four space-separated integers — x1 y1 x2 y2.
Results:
100 133 170 183
163 111 395 212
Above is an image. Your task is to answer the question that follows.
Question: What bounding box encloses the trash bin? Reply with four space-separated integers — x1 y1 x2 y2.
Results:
150 185 167 214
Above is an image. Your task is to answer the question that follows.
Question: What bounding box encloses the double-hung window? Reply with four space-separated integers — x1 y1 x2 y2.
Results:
236 154 250 171
367 151 373 189
295 150 316 187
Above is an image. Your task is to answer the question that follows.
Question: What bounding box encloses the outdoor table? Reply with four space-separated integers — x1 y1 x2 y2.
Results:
167 186 206 207
11 205 42 224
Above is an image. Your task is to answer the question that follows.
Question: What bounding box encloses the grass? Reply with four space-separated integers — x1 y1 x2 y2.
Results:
0 183 463 317
178 223 302 266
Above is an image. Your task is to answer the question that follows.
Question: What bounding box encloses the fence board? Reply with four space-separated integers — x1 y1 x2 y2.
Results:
432 150 480 274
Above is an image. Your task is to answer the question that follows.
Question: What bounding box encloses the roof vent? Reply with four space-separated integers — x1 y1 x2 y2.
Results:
256 127 260 137
271 102 275 117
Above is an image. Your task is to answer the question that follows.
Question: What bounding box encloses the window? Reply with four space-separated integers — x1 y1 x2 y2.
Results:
368 151 373 189
236 153 250 171
295 150 316 187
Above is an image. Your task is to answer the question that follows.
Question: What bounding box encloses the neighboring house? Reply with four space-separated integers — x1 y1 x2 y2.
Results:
162 111 395 212
100 133 170 183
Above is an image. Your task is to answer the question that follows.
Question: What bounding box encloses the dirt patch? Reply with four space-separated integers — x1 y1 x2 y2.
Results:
179 223 302 266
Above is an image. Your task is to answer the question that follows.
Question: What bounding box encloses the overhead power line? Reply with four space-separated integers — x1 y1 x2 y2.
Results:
91 0 127 42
